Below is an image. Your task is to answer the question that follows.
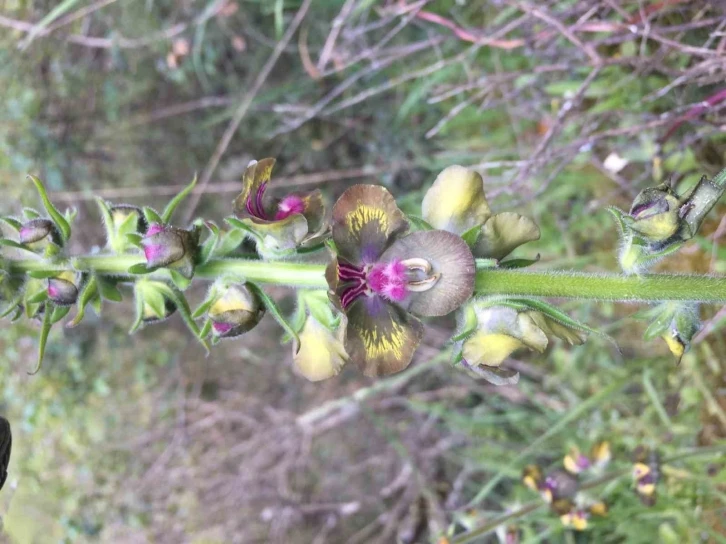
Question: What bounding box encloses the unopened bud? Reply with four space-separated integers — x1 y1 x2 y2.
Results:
47 272 79 306
19 219 60 246
208 283 264 338
141 223 199 278
110 204 148 234
628 184 681 243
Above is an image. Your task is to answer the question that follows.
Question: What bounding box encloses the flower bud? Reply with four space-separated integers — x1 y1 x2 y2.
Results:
141 223 199 278
110 205 148 234
294 315 348 381
19 219 60 246
628 184 682 243
208 283 264 338
47 272 79 306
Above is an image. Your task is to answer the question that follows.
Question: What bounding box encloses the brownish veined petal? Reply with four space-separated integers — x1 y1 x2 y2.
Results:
380 230 475 317
345 295 423 377
332 184 408 264
299 189 325 236
421 165 491 234
232 158 276 218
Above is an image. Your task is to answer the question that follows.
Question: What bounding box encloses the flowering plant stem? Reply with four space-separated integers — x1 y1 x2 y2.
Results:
8 257 726 303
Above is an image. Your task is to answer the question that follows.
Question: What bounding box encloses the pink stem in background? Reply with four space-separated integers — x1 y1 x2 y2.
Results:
660 87 726 144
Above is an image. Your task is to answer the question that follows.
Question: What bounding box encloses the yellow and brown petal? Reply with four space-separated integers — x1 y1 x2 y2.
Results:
344 296 423 377
331 184 408 265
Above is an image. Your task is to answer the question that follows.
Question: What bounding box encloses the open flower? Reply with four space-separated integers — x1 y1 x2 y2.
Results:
327 185 475 376
232 158 325 255
141 223 199 278
632 446 660 506
422 165 540 261
455 301 588 385
564 441 611 475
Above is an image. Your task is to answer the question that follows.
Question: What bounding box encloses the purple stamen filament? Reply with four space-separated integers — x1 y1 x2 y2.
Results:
246 182 269 219
338 259 409 309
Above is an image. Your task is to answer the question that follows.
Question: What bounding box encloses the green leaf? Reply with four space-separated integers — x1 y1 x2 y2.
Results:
26 290 49 304
22 208 41 220
97 277 123 302
162 174 197 224
29 306 53 375
192 294 217 320
130 287 145 333
28 270 58 279
67 275 98 328
606 206 631 238
96 198 115 244
28 175 71 242
407 215 435 232
0 294 24 319
198 318 212 340
247 283 300 353
125 233 143 247
143 207 163 226
0 217 22 231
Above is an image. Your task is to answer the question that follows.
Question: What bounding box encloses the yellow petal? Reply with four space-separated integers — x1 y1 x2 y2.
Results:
294 318 348 381
475 212 540 260
661 332 685 359
462 332 526 367
422 165 491 234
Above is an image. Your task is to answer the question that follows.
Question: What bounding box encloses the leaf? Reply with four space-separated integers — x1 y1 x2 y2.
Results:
22 208 41 220
28 175 71 242
192 294 217 320
28 270 58 279
0 217 22 231
225 217 264 243
26 290 48 305
96 198 115 245
215 228 247 257
162 174 197 224
606 206 631 237
29 306 53 375
143 207 163 226
125 233 143 248
248 283 300 353
198 318 212 340
129 287 145 333
461 225 481 248
67 275 98 328
0 294 24 319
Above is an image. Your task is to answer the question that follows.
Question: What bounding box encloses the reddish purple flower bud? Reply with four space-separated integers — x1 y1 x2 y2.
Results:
19 219 60 245
208 283 265 338
47 274 79 306
140 223 199 278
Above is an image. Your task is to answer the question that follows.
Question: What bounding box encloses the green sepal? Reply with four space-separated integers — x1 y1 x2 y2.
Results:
50 304 71 324
169 269 192 291
198 221 220 264
90 295 102 314
499 255 541 269
125 233 143 248
28 175 71 242
192 291 218 320
162 174 197 224
0 294 23 319
225 217 263 242
407 215 435 232
0 217 22 231
96 197 114 237
0 239 41 256
67 275 98 328
606 206 631 238
130 289 145 333
28 270 58 279
198 318 212 340
155 283 209 353
451 304 478 342
26 290 49 305
461 225 482 248
22 208 41 220
247 283 299 353
215 228 246 257
43 242 61 259
143 207 163 226
97 277 123 302
29 305 53 375
642 310 672 341
128 263 156 275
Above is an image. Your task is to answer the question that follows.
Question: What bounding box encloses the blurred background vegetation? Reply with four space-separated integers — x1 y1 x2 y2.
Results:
0 0 725 542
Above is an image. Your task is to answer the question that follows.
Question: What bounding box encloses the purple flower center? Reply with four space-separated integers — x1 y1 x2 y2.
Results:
275 195 305 220
338 259 409 309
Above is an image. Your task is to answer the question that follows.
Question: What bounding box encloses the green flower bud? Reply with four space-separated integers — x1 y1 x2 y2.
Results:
207 283 265 338
134 280 177 325
110 204 148 235
628 184 682 243
640 302 700 363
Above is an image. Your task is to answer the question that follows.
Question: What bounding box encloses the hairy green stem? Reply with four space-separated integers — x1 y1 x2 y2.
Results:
6 257 726 302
